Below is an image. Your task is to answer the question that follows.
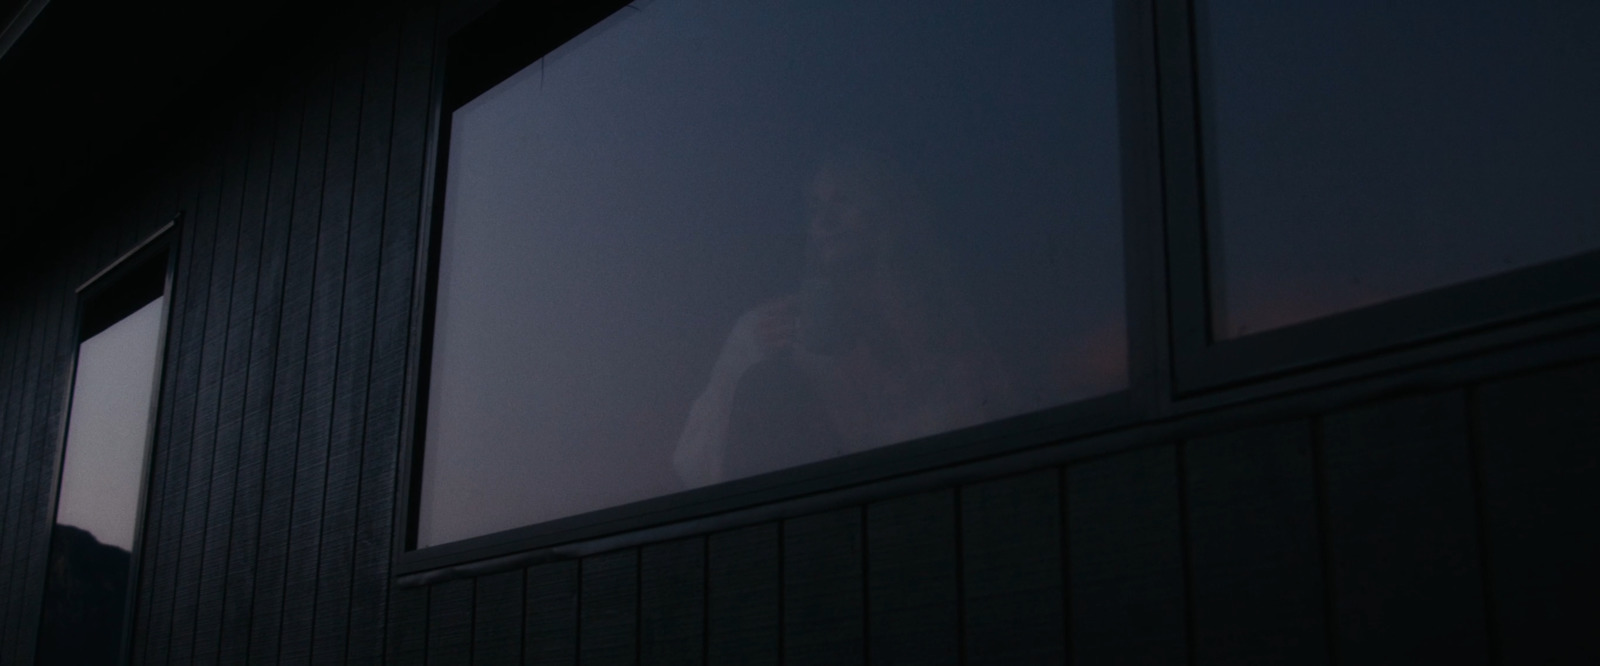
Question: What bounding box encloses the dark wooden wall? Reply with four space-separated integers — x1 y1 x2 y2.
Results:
0 1 437 662
1 0 1598 664
375 365 1600 665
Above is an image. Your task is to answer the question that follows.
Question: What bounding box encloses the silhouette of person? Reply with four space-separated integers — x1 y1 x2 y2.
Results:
674 151 1011 487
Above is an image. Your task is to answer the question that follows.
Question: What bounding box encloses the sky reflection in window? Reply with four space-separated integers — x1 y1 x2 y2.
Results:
422 0 1125 547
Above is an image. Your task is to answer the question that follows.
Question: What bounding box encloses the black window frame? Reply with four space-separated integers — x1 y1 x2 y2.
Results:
394 0 1170 574
35 218 180 665
1155 0 1600 398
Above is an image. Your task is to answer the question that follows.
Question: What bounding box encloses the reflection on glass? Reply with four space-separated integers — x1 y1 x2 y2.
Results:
38 297 164 665
422 0 1125 547
1199 1 1600 338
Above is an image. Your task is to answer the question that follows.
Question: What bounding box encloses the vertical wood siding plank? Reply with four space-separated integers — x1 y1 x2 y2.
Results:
14 268 72 665
43 268 80 647
278 44 366 665
640 538 706 666
166 131 238 664
218 88 303 665
355 3 440 662
783 508 865 666
208 101 281 663
135 158 205 665
474 569 526 664
170 118 249 666
22 263 71 663
580 549 640 666
129 158 189 665
707 523 780 666
0 284 40 666
0 299 20 626
144 147 216 666
961 469 1065 665
1066 445 1187 665
388 585 431 665
0 276 27 666
0 296 20 566
1184 421 1329 666
429 578 477 665
311 21 400 665
1477 361 1600 663
1321 392 1488 663
0 295 23 527
192 108 272 665
8 270 70 666
525 560 580 666
866 489 959 666
249 63 336 666
0 287 37 663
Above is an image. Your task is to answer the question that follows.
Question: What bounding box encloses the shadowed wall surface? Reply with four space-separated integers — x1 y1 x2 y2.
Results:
0 0 1596 664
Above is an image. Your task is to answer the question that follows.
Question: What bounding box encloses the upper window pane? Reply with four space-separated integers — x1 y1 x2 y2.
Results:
422 0 1125 547
1198 1 1600 338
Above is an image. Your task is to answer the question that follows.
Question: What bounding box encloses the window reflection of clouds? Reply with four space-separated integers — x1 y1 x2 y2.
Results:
422 0 1124 547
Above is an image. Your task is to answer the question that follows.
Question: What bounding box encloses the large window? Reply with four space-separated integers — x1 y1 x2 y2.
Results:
37 236 171 665
419 0 1127 547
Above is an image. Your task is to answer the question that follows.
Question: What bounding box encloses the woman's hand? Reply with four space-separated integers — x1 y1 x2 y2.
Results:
753 296 798 353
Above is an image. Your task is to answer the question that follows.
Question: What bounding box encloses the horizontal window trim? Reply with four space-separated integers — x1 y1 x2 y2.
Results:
1154 0 1600 398
396 318 1600 585
1176 251 1600 395
35 216 181 665
395 0 1169 574
396 391 1141 575
75 219 179 295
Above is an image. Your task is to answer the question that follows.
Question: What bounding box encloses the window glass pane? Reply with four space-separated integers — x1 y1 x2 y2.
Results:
1199 1 1600 338
422 0 1125 547
38 296 164 665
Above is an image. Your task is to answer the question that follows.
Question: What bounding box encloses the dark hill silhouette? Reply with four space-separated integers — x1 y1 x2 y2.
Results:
36 523 131 665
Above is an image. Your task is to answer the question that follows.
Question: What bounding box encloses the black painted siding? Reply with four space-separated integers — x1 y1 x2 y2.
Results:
377 365 1597 666
1 0 1598 664
0 2 437 663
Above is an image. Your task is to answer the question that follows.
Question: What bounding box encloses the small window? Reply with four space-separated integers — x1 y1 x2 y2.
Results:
36 234 172 665
1195 1 1600 338
418 0 1128 547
